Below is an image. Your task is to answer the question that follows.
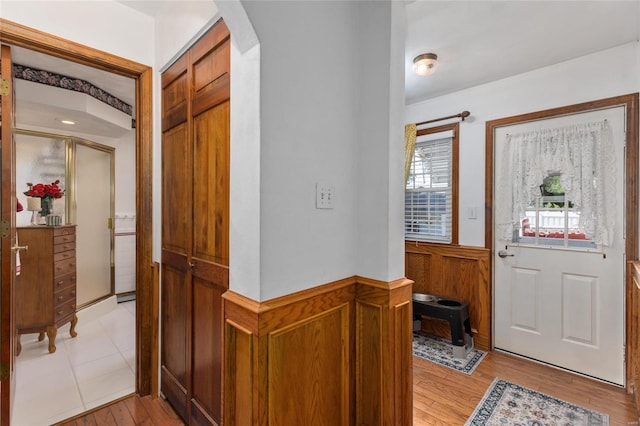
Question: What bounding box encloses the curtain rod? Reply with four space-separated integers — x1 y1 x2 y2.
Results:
416 110 470 127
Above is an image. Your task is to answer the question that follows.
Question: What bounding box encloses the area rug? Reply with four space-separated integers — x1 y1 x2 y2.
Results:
465 378 609 425
412 331 486 375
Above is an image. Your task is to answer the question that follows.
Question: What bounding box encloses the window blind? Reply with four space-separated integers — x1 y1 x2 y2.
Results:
405 136 452 242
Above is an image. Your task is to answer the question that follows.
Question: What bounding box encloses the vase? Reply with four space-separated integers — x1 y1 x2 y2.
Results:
40 197 53 217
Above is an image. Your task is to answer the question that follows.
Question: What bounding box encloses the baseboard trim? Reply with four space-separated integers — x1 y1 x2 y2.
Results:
117 291 136 303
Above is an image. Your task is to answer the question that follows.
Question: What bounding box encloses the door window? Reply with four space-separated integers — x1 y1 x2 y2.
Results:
514 174 596 249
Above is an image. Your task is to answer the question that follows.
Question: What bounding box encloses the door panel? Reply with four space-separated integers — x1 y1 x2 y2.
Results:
562 273 597 345
193 102 229 267
0 43 17 426
162 124 190 254
161 262 189 384
75 144 113 306
510 267 539 332
191 278 223 423
494 105 625 385
160 259 190 421
161 20 229 426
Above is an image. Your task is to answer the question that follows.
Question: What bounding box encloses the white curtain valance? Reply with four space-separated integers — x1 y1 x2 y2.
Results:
496 120 615 246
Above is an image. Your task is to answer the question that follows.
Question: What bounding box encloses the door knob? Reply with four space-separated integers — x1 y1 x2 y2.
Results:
11 245 28 252
498 250 514 258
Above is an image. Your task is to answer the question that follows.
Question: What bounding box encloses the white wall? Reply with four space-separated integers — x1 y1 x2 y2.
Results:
241 0 358 299
406 41 640 247
240 1 406 299
2 1 154 66
356 0 406 283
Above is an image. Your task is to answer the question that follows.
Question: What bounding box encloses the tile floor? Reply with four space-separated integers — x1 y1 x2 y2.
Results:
12 301 136 426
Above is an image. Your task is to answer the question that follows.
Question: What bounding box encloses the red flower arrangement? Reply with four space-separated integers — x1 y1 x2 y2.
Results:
24 180 65 199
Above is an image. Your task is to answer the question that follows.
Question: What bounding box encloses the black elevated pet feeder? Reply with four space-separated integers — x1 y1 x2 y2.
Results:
412 293 473 359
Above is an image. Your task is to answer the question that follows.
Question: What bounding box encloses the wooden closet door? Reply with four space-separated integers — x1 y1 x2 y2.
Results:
161 51 191 422
161 20 230 426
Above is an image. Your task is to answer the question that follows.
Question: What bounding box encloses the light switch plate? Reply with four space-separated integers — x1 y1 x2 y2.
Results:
316 183 334 209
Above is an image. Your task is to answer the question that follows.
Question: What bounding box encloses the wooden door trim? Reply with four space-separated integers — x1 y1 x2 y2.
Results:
485 93 640 390
0 43 16 426
0 18 156 396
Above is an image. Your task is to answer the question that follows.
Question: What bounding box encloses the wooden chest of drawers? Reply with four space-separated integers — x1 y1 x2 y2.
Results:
16 225 78 354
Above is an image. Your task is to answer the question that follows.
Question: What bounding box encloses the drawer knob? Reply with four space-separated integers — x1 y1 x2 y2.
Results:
57 281 63 286
57 310 64 315
71 290 76 295
58 296 64 301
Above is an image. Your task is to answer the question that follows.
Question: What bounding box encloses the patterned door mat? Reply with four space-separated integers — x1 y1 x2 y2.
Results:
466 378 609 425
412 331 486 375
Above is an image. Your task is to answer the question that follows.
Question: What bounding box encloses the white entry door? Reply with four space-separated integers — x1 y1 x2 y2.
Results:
493 106 626 385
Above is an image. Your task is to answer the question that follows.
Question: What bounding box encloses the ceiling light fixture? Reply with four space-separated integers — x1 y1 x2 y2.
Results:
60 119 76 125
412 53 438 76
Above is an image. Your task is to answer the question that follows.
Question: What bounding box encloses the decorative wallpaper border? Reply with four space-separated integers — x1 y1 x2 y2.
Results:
13 63 133 117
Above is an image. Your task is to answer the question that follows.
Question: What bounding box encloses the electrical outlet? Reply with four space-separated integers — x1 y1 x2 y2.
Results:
316 183 334 209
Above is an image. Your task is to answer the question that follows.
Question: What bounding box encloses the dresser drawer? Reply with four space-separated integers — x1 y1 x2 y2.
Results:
54 234 75 246
54 227 75 237
54 241 75 253
53 249 75 263
54 285 76 307
54 274 76 292
55 299 76 322
54 258 76 277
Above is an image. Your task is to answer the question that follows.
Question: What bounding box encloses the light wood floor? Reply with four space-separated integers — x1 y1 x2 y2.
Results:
54 394 183 426
414 349 638 425
55 351 638 425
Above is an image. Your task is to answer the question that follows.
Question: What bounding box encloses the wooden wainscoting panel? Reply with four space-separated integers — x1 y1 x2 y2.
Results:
223 293 264 426
356 277 413 426
224 276 413 425
627 261 640 422
394 299 413 426
223 277 358 426
405 242 491 351
442 256 477 298
405 252 431 294
355 301 382 426
258 277 356 331
268 304 351 425
225 319 256 426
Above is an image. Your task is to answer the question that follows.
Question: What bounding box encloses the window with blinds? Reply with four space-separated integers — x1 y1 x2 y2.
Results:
405 133 454 243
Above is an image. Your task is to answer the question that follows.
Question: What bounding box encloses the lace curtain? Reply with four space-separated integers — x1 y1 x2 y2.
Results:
495 120 615 246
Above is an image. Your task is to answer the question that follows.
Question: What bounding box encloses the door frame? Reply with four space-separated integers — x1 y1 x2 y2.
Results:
0 19 156 396
485 93 639 390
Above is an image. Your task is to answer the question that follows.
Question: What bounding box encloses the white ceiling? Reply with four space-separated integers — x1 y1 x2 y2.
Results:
405 1 640 104
9 1 640 137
